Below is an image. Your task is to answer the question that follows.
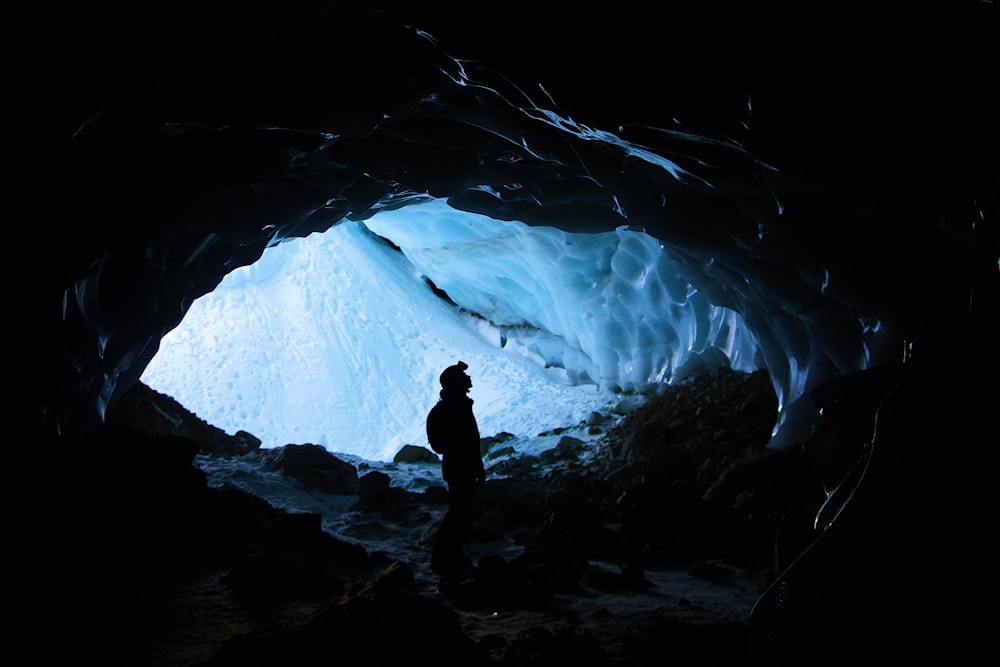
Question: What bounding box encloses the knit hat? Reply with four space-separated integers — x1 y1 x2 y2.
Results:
439 361 470 389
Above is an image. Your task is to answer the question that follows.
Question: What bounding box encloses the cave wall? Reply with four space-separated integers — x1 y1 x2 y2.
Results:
24 3 998 445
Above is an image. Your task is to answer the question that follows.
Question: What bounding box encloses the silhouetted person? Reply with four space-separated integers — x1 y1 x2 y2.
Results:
426 360 486 580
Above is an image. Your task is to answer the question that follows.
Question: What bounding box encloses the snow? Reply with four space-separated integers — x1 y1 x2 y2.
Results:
141 198 761 463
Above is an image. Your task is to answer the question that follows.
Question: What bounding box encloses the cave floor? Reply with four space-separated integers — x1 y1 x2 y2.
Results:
122 553 769 666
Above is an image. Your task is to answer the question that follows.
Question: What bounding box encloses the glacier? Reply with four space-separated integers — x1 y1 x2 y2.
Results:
141 199 763 462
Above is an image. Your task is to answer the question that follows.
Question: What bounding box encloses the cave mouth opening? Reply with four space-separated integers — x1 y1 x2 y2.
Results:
141 198 763 463
44 4 947 457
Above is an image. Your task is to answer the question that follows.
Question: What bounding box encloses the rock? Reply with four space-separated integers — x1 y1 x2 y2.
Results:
106 380 260 457
357 470 391 498
598 368 779 487
258 443 359 494
393 444 439 464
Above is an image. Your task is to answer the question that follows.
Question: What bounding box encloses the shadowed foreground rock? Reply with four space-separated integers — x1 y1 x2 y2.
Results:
29 366 919 666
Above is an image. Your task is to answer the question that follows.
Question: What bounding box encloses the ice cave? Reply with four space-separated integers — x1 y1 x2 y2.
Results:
22 2 997 665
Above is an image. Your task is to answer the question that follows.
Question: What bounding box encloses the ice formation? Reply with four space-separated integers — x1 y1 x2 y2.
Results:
142 199 765 462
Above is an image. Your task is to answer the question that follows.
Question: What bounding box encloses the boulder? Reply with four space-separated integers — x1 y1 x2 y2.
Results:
258 443 359 495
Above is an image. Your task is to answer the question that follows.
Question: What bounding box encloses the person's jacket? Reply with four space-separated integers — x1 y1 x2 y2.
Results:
426 391 485 486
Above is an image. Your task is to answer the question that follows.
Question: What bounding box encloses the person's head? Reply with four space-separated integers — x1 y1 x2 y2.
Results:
439 360 472 394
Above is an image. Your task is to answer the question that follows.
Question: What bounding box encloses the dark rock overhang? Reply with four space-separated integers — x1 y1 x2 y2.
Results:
16 5 999 664
27 3 998 445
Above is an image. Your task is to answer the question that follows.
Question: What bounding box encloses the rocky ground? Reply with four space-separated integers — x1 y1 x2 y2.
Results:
37 366 881 666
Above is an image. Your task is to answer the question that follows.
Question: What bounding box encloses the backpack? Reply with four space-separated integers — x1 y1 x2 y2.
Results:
426 402 448 455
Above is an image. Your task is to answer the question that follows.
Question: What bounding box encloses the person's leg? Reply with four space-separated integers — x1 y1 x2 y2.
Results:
432 482 476 576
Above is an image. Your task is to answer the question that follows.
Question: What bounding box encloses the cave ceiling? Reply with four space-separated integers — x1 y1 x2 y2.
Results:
24 2 998 440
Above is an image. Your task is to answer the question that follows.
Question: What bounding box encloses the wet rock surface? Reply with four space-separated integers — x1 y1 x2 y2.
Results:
37 368 849 665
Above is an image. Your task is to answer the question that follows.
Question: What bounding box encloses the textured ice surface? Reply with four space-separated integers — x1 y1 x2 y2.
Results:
365 199 761 391
142 200 761 462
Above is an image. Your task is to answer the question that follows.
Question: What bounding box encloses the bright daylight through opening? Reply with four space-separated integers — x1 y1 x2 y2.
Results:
142 198 762 462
